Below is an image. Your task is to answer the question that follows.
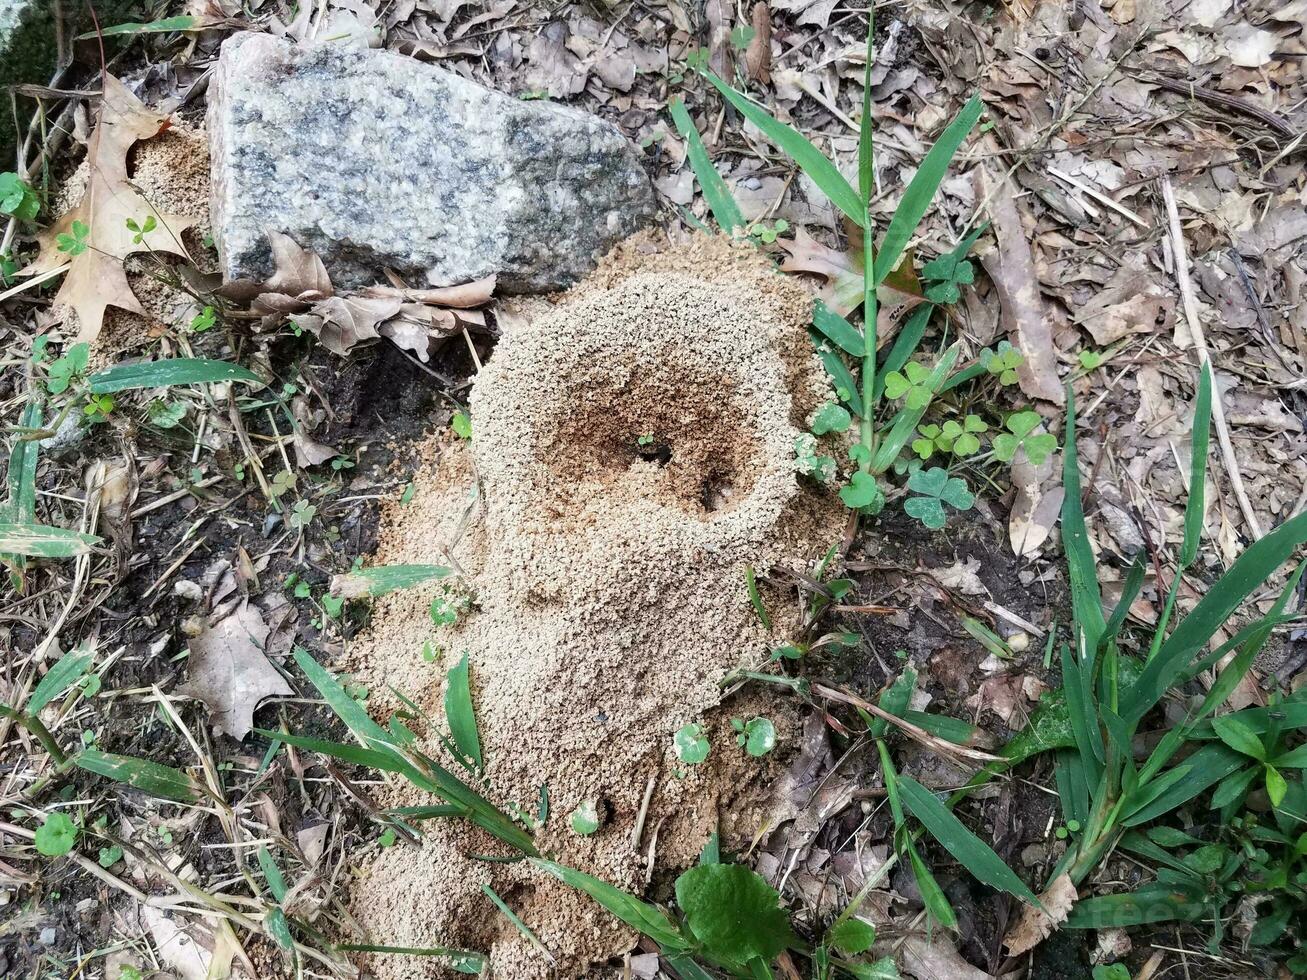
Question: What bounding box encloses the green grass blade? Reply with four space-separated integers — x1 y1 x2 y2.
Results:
1053 749 1090 827
3 399 42 578
88 358 262 394
669 98 746 234
330 564 451 598
873 94 983 286
898 776 1041 905
27 646 94 714
1121 510 1307 724
1180 363 1212 568
444 653 483 769
292 648 394 748
258 845 289 903
809 333 864 417
76 15 201 38
386 804 471 820
0 521 100 557
857 4 874 204
813 301 865 357
870 666 917 739
901 710 983 747
1100 558 1145 654
869 345 960 474
256 729 429 780
481 884 554 963
74 748 201 802
1119 743 1245 826
530 858 688 951
1060 644 1104 773
745 566 771 630
335 944 484 973
907 839 958 930
1061 385 1107 659
702 71 863 226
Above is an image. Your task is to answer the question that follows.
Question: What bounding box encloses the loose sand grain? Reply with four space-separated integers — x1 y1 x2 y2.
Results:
344 235 844 978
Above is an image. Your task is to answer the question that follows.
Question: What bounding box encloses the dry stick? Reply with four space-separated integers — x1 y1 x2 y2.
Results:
1160 176 1264 541
812 683 1002 764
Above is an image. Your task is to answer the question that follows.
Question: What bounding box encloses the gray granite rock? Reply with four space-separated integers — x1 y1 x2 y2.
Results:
208 33 657 292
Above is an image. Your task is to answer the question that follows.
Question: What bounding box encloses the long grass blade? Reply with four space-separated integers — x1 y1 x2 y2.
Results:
0 521 100 558
88 357 262 393
873 94 983 285
897 776 1041 905
444 653 483 769
335 944 484 974
1120 743 1245 826
702 71 863 226
1061 385 1107 659
809 334 864 418
3 399 41 580
530 858 688 951
74 748 201 802
1180 363 1212 567
27 646 94 714
330 563 451 598
669 98 746 233
813 301 865 356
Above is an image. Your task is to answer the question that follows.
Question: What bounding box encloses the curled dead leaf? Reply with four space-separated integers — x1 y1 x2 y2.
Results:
299 295 403 356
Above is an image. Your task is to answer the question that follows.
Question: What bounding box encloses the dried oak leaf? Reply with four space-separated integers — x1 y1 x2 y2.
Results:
177 602 292 740
1003 872 1077 956
300 295 404 356
20 75 196 342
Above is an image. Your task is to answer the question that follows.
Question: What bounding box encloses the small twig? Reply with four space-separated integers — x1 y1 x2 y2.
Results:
1160 177 1264 541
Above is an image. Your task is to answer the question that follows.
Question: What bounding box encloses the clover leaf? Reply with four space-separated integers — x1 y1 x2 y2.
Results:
904 466 974 529
0 172 39 222
882 361 932 409
912 423 942 460
981 340 1024 386
45 342 89 395
922 252 975 305
1079 349 1106 371
570 801 601 836
992 410 1057 465
811 401 852 435
943 414 987 456
839 471 884 512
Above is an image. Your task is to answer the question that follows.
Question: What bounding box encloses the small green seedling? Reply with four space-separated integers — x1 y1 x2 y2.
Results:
148 399 186 429
46 343 90 395
452 411 472 439
882 361 933 410
83 393 115 421
125 214 156 244
35 812 78 856
190 305 216 332
674 723 710 764
732 717 777 757
570 801 601 836
1078 349 1106 371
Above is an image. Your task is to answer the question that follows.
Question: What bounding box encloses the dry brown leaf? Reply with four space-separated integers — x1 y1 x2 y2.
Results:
901 934 996 980
177 602 292 740
978 166 1063 404
745 3 772 83
20 76 196 341
1003 872 1077 955
1009 438 1062 557
966 673 1047 728
262 231 332 301
290 395 338 468
361 274 496 308
300 295 403 356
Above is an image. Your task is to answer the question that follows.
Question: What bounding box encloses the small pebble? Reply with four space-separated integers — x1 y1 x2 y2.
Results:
1007 631 1030 653
173 580 203 601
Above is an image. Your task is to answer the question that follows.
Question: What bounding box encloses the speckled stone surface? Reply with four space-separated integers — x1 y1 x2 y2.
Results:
208 33 657 291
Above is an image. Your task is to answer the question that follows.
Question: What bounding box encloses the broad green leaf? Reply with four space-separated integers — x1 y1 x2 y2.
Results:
88 357 262 394
387 804 470 820
669 98 746 233
1266 765 1288 807
1212 715 1265 761
76 15 202 38
813 301 865 356
531 859 687 951
265 908 294 950
902 709 983 747
811 401 853 436
258 845 289 903
897 776 1040 905
1180 363 1211 567
35 812 78 856
331 564 452 598
827 917 877 955
674 723 710 764
28 647 94 714
702 71 863 226
444 653 483 769
873 94 983 286
908 840 958 930
74 749 200 802
870 666 917 738
0 521 100 558
675 864 796 970
1064 884 1204 928
1211 765 1259 809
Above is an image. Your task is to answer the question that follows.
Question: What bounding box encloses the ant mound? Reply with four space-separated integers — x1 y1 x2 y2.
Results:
346 235 844 978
